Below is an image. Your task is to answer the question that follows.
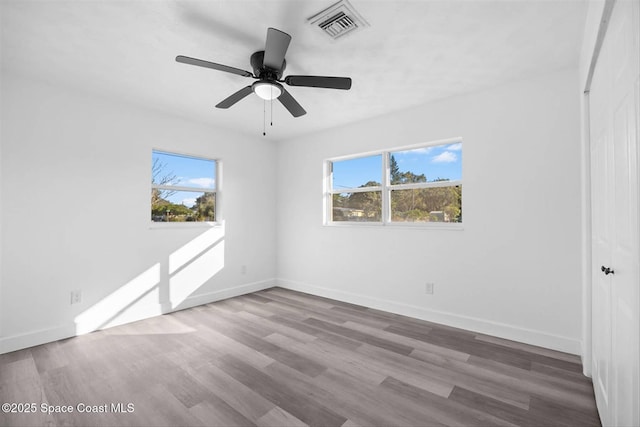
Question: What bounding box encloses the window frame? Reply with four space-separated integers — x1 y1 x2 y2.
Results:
324 137 463 229
150 149 222 229
327 153 385 224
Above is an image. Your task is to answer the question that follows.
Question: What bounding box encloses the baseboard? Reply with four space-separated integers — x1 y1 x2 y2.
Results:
0 278 277 355
276 278 582 355
174 278 276 311
0 323 77 355
2 277 581 356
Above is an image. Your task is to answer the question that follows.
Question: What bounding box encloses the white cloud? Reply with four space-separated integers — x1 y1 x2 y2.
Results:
394 147 433 157
431 151 457 163
412 147 433 154
181 198 196 207
186 177 215 188
447 143 462 151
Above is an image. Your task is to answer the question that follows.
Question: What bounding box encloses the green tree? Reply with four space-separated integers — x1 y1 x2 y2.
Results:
400 171 427 184
391 182 461 223
151 200 193 221
332 181 381 221
347 181 381 220
390 155 401 184
389 155 427 185
151 158 179 213
193 193 215 221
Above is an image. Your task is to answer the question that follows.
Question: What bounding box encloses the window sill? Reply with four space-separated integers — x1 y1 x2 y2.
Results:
149 221 223 230
325 221 384 228
324 222 463 230
386 222 464 230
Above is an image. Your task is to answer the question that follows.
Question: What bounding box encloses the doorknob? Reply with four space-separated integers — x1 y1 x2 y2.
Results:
601 266 615 275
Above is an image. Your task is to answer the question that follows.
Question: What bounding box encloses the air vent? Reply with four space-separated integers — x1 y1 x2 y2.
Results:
308 0 369 40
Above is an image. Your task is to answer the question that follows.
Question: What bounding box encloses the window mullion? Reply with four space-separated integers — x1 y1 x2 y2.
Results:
382 152 390 224
330 186 382 194
152 184 216 193
325 161 333 224
389 180 462 191
216 160 223 222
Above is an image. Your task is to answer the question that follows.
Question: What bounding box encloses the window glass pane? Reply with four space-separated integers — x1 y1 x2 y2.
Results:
390 142 462 184
151 190 215 222
332 155 382 190
390 186 462 223
332 191 382 222
152 150 216 190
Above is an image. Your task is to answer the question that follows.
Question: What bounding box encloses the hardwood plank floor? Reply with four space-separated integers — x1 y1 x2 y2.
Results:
0 287 600 427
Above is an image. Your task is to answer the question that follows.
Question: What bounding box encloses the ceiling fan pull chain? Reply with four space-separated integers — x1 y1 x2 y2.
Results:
263 100 266 136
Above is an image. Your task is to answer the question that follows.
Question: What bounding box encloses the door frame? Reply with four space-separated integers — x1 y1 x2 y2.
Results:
582 0 640 425
580 0 616 379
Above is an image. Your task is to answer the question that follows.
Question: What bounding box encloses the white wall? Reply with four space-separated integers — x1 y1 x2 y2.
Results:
1 67 585 355
276 67 583 353
0 74 277 353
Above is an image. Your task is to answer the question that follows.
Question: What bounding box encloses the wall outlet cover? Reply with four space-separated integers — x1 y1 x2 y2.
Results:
70 290 82 305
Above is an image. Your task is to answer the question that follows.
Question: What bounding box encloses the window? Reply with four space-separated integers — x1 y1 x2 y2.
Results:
151 150 218 223
326 139 462 225
331 154 383 222
388 143 462 223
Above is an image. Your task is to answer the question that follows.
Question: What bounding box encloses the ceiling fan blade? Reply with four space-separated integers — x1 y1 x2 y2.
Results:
263 28 291 71
176 55 253 78
216 86 253 109
278 87 306 117
284 75 352 90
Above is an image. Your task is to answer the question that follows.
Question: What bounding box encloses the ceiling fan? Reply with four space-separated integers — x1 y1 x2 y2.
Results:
176 27 352 118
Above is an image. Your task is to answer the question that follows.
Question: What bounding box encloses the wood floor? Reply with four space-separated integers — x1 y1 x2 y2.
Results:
0 287 600 427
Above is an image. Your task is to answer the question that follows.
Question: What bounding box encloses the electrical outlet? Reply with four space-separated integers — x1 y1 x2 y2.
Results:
425 283 435 295
241 265 247 275
70 290 82 305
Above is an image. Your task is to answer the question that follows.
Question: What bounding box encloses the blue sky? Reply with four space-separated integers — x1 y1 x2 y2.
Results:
332 143 462 189
152 150 216 207
152 144 461 206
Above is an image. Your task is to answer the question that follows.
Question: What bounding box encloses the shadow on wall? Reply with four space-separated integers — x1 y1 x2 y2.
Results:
74 225 225 335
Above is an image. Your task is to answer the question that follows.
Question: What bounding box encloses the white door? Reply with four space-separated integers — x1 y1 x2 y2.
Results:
590 1 640 426
590 79 612 423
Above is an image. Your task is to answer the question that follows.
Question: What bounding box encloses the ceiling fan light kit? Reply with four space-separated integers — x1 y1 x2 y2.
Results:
252 81 283 101
176 27 352 133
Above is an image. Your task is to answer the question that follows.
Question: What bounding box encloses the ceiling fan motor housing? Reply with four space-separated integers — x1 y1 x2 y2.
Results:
250 51 286 80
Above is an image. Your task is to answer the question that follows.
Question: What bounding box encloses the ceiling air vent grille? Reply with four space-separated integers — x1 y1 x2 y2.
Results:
320 12 356 38
308 0 369 40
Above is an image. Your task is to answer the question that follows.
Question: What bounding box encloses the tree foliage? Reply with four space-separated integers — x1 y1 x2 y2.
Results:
390 186 461 222
390 155 400 183
193 193 215 221
332 180 381 221
151 199 192 218
151 193 216 222
151 158 178 208
390 155 427 185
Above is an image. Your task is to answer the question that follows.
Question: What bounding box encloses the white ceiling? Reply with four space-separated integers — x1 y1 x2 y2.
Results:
1 0 587 141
